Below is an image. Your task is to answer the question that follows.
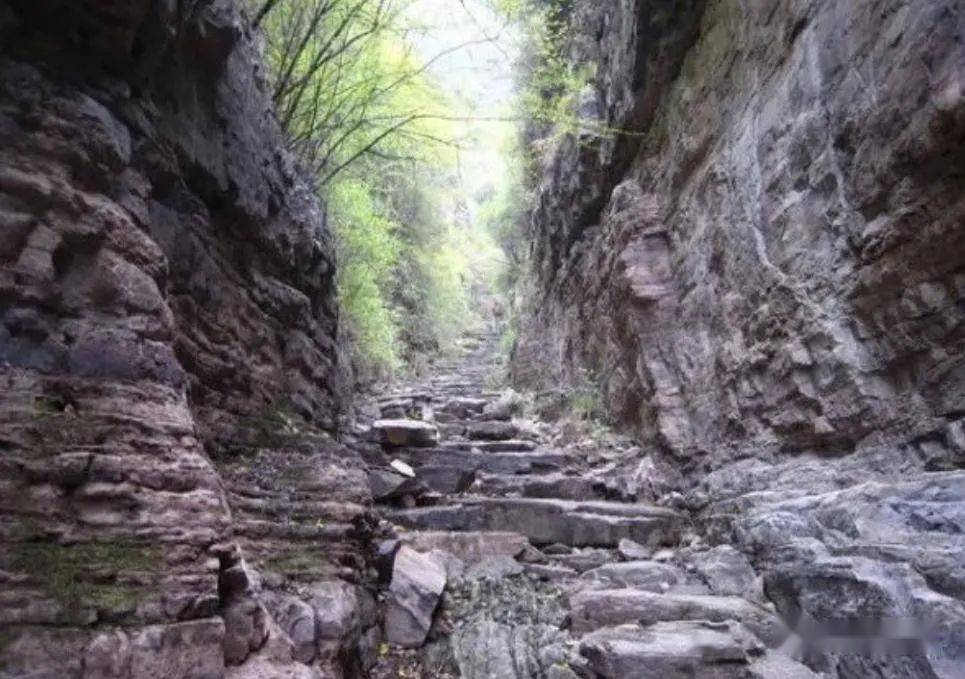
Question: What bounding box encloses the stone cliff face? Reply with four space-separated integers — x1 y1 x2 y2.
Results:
0 1 373 677
514 1 965 676
517 0 965 474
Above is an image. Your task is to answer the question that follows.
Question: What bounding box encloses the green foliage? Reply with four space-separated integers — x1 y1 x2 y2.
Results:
568 368 604 422
494 0 593 136
477 134 531 294
330 178 404 373
257 0 456 183
256 0 492 376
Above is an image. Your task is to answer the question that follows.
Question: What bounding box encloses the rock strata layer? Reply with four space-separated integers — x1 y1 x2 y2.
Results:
515 0 965 470
509 1 965 677
0 1 370 677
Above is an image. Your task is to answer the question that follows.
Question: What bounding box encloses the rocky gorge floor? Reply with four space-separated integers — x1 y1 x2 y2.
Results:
349 332 965 678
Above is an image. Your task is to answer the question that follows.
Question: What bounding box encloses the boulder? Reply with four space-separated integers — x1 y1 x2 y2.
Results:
480 390 524 421
691 545 757 597
222 598 269 665
368 468 424 501
439 397 488 418
384 546 447 648
263 593 316 663
308 581 360 662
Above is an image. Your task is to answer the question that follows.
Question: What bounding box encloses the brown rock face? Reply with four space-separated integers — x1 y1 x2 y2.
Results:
513 2 965 677
516 0 965 471
0 0 369 676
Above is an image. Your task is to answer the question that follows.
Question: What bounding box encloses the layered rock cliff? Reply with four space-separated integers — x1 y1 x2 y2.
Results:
1 0 964 677
513 0 965 676
0 1 374 677
516 0 965 476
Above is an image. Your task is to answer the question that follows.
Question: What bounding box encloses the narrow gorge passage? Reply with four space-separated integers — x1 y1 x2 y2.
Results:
360 330 810 678
1 0 964 678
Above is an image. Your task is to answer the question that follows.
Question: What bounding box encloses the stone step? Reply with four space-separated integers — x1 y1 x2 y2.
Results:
398 530 531 562
568 588 785 643
471 472 611 501
401 449 568 477
577 621 773 679
573 560 690 593
434 410 511 428
372 419 438 448
441 439 538 453
386 498 686 548
466 421 520 441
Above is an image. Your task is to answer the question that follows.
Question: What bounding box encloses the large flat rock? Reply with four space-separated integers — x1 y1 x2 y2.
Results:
569 589 785 644
472 472 610 501
387 498 685 548
373 419 439 448
399 531 530 562
578 621 761 678
467 421 520 441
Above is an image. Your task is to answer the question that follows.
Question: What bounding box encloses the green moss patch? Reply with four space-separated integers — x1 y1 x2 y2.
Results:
5 541 160 621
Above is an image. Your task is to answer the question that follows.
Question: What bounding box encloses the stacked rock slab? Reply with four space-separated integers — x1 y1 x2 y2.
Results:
0 1 372 677
363 332 828 678
514 0 965 474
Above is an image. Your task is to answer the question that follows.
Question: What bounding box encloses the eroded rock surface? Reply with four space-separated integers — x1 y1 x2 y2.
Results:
0 1 370 677
508 1 965 677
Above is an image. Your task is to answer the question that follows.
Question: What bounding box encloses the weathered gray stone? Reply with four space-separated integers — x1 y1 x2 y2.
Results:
463 556 525 581
308 580 360 662
374 419 439 448
399 531 530 562
579 621 762 679
384 546 447 648
368 468 425 501
569 589 785 644
617 538 652 561
691 545 757 597
576 560 683 592
222 598 269 665
264 594 316 664
467 421 520 441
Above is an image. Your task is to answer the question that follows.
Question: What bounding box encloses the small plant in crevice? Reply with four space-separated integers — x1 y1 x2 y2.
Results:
559 367 615 444
567 367 604 421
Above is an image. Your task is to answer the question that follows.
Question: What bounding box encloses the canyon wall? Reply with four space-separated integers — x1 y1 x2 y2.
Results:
0 1 373 677
516 0 965 475
515 3 965 675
